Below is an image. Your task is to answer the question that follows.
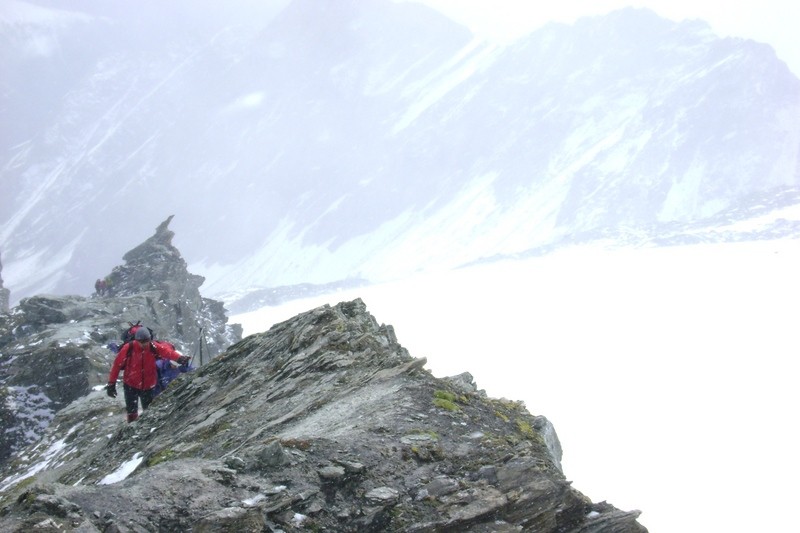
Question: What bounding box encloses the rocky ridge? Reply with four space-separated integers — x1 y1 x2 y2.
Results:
0 298 647 532
0 217 241 470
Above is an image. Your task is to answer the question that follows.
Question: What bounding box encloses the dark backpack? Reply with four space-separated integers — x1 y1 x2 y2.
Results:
115 322 160 375
121 321 155 344
119 323 178 354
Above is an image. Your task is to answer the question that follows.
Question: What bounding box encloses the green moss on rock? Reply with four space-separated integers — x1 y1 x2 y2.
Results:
433 397 459 412
147 448 176 467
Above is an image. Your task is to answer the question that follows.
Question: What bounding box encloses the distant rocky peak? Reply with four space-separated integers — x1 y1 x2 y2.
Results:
106 215 204 299
122 214 178 262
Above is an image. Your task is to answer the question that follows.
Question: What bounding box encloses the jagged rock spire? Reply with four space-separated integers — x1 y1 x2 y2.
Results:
100 214 239 356
106 215 204 301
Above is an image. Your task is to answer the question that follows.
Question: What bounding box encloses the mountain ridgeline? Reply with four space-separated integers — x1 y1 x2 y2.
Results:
0 292 648 531
0 221 649 531
1 1 798 305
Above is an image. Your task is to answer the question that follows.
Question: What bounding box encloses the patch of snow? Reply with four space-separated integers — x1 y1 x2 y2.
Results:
98 452 143 485
392 38 503 133
658 159 706 221
221 92 266 113
715 203 800 232
5 385 55 443
0 423 81 492
267 485 287 494
242 494 266 507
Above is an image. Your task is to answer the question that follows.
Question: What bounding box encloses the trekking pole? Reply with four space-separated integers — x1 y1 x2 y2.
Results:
202 328 209 364
198 327 204 367
187 342 198 367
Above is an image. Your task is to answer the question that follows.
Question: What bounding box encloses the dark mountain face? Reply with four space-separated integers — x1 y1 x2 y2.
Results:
1 1 798 304
0 298 648 532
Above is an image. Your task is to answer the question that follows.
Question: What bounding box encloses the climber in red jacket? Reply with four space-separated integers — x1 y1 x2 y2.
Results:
106 325 189 422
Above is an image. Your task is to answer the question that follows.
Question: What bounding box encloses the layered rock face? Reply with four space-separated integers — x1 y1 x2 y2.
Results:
0 299 646 532
0 218 241 469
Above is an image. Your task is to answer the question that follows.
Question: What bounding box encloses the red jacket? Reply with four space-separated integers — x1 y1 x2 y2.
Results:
108 340 182 391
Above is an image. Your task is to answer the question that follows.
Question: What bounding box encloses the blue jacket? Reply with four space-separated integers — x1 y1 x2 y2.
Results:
154 358 193 396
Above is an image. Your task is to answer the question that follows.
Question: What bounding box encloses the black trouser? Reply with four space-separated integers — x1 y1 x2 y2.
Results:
123 383 154 416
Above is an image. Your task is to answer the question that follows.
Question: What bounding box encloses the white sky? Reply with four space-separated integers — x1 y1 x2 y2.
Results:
408 0 800 77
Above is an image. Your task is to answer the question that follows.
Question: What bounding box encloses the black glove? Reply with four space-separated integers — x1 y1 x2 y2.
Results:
176 355 190 366
106 382 117 398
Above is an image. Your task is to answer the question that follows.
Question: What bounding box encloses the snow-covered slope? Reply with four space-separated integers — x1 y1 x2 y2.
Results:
1 1 798 305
